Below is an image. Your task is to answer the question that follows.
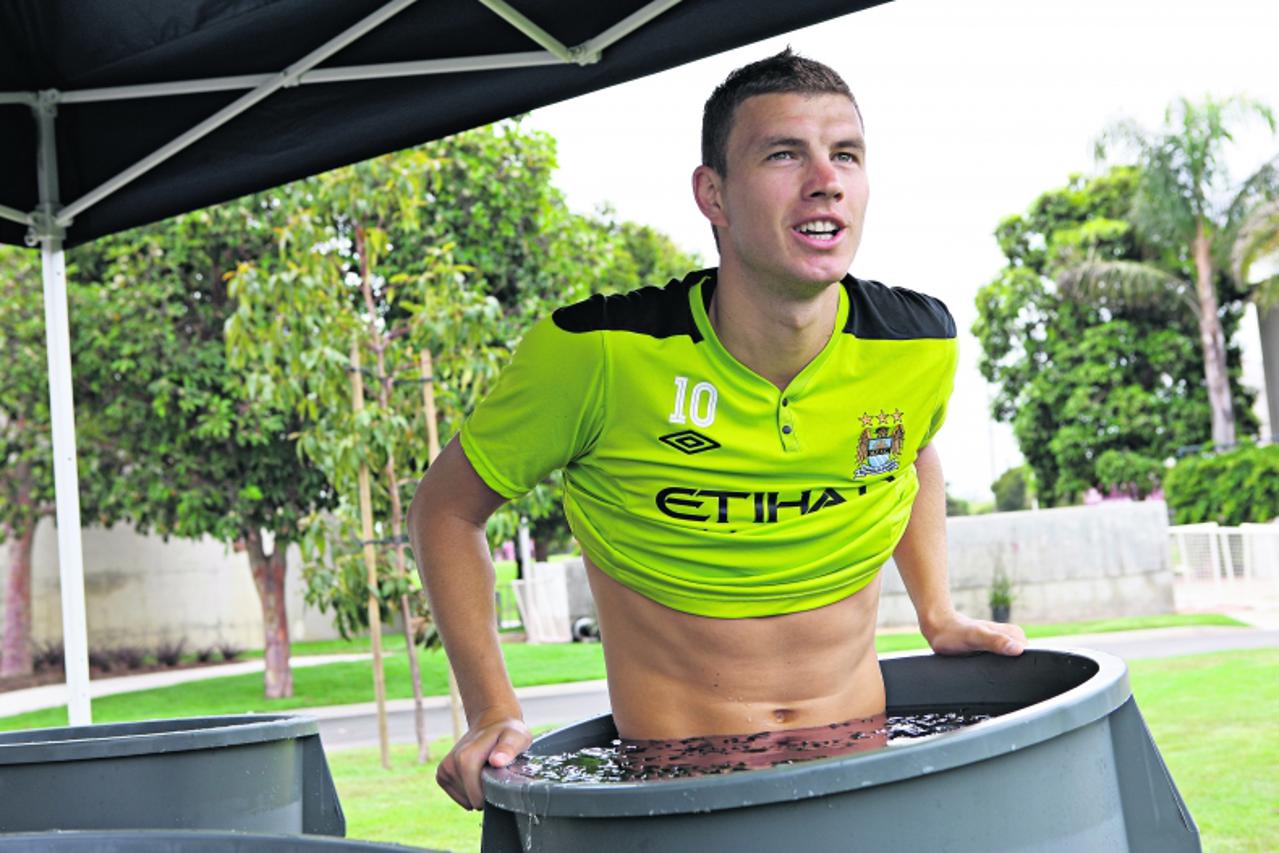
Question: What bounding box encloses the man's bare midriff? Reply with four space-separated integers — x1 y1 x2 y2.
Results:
583 557 885 740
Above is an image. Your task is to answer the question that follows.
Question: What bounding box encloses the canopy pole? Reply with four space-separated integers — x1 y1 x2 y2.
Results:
0 204 34 226
474 0 580 63
578 0 684 56
31 91 92 726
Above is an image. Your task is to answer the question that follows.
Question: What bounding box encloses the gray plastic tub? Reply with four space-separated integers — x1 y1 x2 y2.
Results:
0 831 442 852
482 649 1199 852
0 714 344 835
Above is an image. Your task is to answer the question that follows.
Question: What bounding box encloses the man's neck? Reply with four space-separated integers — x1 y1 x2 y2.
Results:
708 263 843 390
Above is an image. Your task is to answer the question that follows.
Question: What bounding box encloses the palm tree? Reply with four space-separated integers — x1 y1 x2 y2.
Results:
1057 96 1276 449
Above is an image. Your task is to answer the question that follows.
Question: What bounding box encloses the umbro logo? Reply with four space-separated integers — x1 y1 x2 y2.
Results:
659 430 721 455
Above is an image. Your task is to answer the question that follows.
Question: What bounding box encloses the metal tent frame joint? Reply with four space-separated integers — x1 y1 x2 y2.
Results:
36 89 61 116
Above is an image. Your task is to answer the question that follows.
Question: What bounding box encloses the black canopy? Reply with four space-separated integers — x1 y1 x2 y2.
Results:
0 0 885 248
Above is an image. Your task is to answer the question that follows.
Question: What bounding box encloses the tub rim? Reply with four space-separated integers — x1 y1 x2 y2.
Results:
483 647 1130 818
0 714 319 764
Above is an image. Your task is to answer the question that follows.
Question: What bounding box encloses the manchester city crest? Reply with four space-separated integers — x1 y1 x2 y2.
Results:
854 409 905 478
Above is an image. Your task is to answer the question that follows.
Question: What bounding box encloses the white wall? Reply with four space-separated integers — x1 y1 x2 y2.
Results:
0 518 339 651
879 501 1176 626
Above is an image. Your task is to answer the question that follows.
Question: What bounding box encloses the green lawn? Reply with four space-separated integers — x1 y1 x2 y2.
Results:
328 648 1279 853
0 643 607 732
1128 649 1279 852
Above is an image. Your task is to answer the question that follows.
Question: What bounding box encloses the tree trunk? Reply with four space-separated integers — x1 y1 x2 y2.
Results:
1193 222 1236 448
1 462 37 677
244 529 293 699
1258 304 1279 441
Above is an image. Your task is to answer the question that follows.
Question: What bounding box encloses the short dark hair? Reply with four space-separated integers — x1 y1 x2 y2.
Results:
701 48 860 177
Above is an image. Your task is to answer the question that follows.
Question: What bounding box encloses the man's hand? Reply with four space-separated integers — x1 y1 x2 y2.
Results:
436 712 532 810
923 610 1026 657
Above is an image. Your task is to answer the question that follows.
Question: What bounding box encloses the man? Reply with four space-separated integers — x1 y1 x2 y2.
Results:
408 49 1025 811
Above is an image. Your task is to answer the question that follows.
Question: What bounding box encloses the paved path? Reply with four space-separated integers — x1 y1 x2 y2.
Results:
312 681 612 752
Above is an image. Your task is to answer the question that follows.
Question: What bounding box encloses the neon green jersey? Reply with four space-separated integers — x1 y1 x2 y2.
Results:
461 269 957 618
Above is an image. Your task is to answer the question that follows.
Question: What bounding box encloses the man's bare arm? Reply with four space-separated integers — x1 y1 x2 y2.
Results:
408 435 532 810
893 444 1025 656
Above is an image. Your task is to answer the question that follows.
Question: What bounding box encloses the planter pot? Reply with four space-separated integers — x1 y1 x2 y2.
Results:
991 603 1011 622
481 650 1198 853
0 714 343 835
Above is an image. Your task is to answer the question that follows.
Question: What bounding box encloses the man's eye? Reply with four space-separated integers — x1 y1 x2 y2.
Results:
768 151 796 160
834 152 860 163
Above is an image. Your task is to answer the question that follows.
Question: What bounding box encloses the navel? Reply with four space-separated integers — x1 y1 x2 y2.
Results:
771 707 797 724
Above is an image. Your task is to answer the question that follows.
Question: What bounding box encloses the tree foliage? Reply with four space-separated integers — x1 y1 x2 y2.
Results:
78 205 335 548
991 466 1032 512
974 166 1257 506
1165 444 1279 525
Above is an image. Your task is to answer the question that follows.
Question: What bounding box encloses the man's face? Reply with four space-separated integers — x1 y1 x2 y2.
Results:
695 92 868 291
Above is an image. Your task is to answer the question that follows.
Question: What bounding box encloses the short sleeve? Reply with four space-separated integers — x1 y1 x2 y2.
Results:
459 316 606 499
919 336 958 448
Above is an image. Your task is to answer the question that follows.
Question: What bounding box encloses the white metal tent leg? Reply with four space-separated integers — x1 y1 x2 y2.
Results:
38 237 92 725
33 92 92 725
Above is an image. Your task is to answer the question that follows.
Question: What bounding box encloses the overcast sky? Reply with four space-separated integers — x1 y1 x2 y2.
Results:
525 0 1279 500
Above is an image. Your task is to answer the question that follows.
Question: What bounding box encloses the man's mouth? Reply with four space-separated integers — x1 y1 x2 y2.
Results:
792 219 843 242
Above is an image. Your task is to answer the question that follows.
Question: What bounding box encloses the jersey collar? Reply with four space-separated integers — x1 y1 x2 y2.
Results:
688 269 850 397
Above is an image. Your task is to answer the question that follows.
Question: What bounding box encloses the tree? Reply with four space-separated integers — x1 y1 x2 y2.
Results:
68 202 337 699
974 167 1257 506
0 247 57 676
1064 96 1277 448
1228 156 1279 305
991 467 1031 512
1 243 136 676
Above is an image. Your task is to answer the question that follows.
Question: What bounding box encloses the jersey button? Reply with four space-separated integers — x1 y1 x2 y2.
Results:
782 425 793 435
781 398 789 407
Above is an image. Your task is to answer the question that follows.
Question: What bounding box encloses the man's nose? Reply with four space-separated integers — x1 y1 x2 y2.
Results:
805 158 844 200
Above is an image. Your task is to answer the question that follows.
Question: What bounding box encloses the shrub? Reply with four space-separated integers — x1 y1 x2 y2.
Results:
1095 450 1164 499
991 466 1032 512
155 638 186 667
218 643 244 662
111 645 148 670
34 641 64 672
88 649 113 672
195 646 218 663
1164 444 1279 525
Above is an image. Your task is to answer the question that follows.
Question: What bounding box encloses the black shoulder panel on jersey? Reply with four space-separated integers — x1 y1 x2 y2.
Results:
841 276 956 340
551 269 711 342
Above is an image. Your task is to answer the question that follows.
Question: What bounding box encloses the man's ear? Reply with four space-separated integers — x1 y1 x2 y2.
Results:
692 165 729 229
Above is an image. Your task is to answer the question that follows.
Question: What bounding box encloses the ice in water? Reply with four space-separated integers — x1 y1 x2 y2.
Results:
508 711 992 784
